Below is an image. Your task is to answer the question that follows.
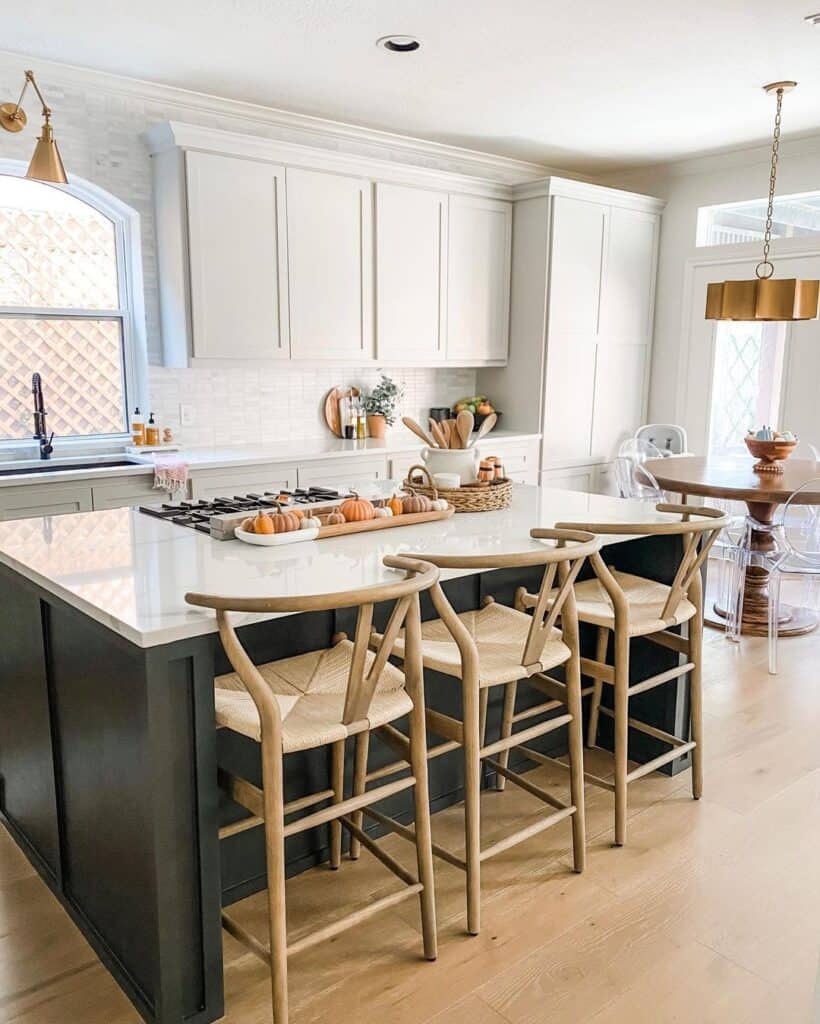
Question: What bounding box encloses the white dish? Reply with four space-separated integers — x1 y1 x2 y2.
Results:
234 526 319 546
433 472 461 489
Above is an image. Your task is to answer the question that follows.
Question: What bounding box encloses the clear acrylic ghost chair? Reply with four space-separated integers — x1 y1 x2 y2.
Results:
613 457 666 500
618 437 664 464
726 446 820 645
767 479 820 674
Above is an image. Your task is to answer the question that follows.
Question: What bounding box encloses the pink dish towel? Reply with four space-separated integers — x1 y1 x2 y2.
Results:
153 456 189 497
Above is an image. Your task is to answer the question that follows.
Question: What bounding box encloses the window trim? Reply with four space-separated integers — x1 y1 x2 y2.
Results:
0 160 148 459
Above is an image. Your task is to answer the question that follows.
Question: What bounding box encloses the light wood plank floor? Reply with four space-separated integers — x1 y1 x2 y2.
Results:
2 626 820 1024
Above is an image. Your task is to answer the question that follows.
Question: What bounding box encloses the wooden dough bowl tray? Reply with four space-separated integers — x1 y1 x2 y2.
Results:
313 505 454 538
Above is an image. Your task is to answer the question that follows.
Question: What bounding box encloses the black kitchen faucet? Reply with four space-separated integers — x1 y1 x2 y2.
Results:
32 373 54 460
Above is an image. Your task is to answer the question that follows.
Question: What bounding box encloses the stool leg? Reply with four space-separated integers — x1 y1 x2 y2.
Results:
329 739 345 870
349 732 370 860
586 627 608 747
564 651 586 873
462 676 482 935
261 740 289 1024
689 603 704 801
495 681 518 792
613 630 629 847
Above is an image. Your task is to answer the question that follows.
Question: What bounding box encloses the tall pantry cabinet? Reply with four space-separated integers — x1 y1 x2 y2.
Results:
478 177 664 494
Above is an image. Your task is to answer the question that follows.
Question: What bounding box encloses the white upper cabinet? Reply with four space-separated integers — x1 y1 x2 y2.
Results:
548 197 606 336
186 151 289 360
446 195 512 364
286 168 374 360
375 183 447 363
599 207 657 342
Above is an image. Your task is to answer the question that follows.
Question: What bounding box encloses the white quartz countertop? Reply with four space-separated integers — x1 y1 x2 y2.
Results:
0 486 676 648
0 429 540 486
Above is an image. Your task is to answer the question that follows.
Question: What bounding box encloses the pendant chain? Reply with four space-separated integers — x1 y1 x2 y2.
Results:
758 87 783 279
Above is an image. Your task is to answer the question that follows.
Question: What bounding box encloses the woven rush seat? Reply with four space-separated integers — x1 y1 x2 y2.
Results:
215 639 412 752
566 570 696 637
385 602 571 686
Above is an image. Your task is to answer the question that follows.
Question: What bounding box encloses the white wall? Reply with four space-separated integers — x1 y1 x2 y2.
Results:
598 134 820 428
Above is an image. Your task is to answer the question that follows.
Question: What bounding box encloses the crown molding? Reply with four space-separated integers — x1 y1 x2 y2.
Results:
601 128 820 183
512 175 665 212
0 48 555 186
146 121 535 198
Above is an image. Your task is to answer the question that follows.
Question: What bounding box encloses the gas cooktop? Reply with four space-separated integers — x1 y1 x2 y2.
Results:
139 487 352 539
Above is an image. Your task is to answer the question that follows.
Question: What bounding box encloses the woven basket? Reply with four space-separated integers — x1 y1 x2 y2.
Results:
403 464 512 513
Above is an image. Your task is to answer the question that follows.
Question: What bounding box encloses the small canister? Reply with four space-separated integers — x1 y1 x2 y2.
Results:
478 458 495 483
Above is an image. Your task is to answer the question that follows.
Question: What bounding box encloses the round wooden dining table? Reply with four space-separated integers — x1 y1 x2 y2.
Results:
645 455 820 637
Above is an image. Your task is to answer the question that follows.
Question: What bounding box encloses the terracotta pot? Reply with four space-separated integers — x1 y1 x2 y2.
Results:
367 414 387 439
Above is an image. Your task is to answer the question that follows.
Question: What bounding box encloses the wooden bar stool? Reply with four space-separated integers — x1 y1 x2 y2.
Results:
185 555 440 1024
371 529 601 936
516 504 726 847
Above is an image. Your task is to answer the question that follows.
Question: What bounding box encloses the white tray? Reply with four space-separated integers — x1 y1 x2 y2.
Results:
234 526 319 546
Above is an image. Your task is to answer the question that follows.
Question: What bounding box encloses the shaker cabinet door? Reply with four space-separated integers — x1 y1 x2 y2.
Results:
186 151 289 360
446 195 511 363
375 183 447 363
600 206 658 342
548 196 607 337
286 168 374 360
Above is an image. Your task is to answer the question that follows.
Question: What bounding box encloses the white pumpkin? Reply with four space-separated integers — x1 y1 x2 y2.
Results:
300 515 322 530
373 506 394 518
430 498 449 512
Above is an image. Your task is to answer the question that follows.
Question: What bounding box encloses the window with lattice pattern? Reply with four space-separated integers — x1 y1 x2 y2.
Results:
0 175 128 442
707 321 786 456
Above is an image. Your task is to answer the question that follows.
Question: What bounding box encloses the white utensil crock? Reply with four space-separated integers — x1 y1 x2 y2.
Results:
420 446 480 485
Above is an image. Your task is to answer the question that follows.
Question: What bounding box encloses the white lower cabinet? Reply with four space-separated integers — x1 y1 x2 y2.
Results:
478 438 539 485
540 467 597 493
0 483 93 521
297 456 388 491
91 477 180 510
191 464 299 502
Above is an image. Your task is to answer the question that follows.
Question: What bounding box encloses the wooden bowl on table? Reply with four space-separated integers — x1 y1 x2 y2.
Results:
744 436 798 474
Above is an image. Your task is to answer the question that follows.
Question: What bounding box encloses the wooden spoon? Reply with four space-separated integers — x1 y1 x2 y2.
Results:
456 410 474 449
402 416 437 447
471 412 497 446
441 419 454 448
428 418 449 449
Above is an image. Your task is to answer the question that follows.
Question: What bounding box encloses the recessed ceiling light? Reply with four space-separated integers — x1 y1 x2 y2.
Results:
376 35 421 53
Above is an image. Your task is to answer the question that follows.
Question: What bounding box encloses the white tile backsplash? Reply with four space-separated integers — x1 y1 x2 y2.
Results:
148 365 476 446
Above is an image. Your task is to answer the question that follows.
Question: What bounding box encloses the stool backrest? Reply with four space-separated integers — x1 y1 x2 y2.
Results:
410 529 601 673
186 555 440 735
556 504 728 625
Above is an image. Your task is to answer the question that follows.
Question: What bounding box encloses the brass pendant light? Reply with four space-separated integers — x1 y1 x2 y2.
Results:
0 70 68 184
705 81 819 321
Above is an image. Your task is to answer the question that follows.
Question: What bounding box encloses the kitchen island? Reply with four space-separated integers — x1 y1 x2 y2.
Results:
0 486 696 1024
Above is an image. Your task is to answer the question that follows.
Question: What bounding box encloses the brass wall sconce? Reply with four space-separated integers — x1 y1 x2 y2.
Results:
0 69 68 184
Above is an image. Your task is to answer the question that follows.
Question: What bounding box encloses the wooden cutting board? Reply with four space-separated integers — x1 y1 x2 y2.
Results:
323 386 360 437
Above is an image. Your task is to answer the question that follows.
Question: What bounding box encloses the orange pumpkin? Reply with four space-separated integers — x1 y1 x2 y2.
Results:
387 495 404 517
271 504 301 533
254 512 275 535
340 492 375 523
402 494 432 514
326 510 346 526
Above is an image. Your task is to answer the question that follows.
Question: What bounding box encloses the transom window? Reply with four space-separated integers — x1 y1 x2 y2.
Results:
697 191 820 248
0 173 142 445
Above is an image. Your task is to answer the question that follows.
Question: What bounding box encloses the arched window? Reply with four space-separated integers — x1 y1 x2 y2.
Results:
0 169 146 448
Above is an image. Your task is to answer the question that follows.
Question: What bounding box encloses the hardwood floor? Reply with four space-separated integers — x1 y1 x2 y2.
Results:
2 624 819 1023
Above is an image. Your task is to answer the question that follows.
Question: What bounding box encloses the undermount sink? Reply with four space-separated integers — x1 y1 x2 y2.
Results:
0 455 148 477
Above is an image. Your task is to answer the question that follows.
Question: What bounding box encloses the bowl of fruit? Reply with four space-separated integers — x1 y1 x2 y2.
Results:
744 427 798 473
452 396 500 431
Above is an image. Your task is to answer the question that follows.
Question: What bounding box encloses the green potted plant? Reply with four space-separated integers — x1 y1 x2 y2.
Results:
364 373 403 438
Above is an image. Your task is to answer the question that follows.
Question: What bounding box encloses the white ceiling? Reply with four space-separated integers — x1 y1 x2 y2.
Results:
5 0 820 171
